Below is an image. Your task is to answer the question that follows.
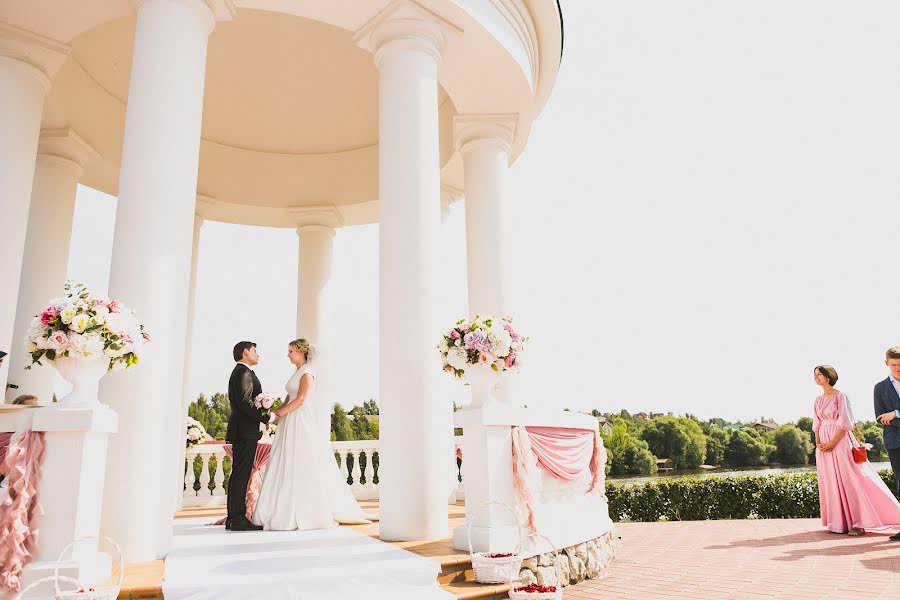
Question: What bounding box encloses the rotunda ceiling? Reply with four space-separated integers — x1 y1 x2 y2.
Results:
43 8 451 215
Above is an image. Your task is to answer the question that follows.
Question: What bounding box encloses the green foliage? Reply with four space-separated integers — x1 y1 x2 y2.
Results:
725 428 774 467
640 416 706 469
349 405 379 440
331 403 355 441
188 393 382 443
607 472 828 522
601 421 657 476
704 427 730 466
771 424 813 465
188 393 229 440
859 423 888 461
795 417 813 432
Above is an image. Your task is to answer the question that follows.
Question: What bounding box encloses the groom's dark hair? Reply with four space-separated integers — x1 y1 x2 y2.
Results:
233 341 256 361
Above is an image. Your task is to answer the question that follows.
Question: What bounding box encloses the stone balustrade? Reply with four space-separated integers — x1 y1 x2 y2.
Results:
182 436 464 508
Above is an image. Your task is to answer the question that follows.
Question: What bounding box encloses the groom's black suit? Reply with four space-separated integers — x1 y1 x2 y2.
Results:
226 363 268 527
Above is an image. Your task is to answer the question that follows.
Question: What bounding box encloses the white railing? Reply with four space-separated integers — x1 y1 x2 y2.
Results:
182 437 464 508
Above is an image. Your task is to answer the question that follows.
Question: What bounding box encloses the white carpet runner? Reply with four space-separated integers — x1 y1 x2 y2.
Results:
162 519 455 600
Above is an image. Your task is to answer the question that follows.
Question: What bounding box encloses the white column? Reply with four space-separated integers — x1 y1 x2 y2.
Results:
99 0 224 563
452 117 525 552
296 224 335 344
175 213 204 509
355 0 460 541
0 26 68 394
7 129 99 404
296 223 336 441
456 115 517 406
455 115 516 318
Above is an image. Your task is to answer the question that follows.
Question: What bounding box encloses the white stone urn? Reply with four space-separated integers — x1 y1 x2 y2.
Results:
53 356 110 406
465 364 502 408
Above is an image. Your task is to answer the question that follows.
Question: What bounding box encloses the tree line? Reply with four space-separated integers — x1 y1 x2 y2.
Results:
597 409 890 476
188 393 380 441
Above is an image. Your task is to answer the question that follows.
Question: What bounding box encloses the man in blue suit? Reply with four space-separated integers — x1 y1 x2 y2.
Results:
875 346 900 539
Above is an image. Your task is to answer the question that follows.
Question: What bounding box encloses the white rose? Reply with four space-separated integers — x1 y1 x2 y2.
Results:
447 347 469 370
439 338 450 353
60 307 76 324
71 313 91 333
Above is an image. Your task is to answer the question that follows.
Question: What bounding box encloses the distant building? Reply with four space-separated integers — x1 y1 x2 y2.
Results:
656 458 674 471
634 411 664 421
750 422 777 433
595 415 612 435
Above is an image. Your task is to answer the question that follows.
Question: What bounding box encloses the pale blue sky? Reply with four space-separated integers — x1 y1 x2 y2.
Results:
65 1 900 422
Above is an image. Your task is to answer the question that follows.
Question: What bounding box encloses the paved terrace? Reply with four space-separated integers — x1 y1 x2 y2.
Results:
566 518 900 600
114 510 900 599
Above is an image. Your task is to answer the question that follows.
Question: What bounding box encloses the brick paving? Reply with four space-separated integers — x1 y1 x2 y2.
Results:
564 519 900 600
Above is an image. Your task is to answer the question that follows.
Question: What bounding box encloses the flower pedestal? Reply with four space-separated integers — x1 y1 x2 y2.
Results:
452 405 614 556
53 356 111 406
465 365 502 409
13 404 119 598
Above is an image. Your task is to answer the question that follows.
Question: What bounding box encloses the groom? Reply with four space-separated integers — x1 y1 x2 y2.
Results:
225 341 270 531
875 346 900 540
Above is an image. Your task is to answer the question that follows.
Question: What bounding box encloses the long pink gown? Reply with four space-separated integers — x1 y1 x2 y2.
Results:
814 392 900 532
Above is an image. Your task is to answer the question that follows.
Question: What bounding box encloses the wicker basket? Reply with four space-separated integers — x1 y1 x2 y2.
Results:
14 537 124 600
467 501 525 585
507 534 562 600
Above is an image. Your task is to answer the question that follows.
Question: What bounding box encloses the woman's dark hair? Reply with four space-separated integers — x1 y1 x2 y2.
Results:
233 341 256 362
815 365 839 386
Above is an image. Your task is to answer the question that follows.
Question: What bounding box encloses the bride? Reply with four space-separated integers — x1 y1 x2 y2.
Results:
252 338 371 530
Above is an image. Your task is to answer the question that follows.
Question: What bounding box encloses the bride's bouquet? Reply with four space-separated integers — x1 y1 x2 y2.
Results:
25 280 150 371
438 315 526 379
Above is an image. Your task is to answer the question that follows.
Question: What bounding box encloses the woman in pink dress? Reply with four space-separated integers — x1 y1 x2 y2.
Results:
813 365 900 534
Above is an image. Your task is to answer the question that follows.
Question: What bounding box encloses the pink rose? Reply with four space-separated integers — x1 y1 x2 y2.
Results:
108 300 122 313
449 330 460 340
47 330 69 350
505 353 518 369
41 307 60 325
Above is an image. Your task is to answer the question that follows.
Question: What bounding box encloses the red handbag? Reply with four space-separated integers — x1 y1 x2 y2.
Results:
851 425 868 464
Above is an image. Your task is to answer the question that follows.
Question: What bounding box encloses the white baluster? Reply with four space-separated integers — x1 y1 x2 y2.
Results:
362 447 377 499
212 449 226 497
350 448 364 497
198 453 212 497
183 454 196 501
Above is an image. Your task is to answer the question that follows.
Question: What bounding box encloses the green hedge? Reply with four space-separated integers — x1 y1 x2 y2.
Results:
606 470 898 522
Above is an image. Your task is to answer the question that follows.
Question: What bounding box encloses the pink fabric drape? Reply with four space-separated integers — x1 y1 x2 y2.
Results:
0 432 12 477
220 442 272 522
0 430 47 593
510 426 608 533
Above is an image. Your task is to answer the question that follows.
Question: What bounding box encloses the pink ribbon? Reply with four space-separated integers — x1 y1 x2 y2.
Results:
510 426 608 533
222 443 272 521
0 430 47 593
0 432 12 477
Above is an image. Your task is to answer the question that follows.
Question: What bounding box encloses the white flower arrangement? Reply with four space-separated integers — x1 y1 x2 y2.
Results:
438 315 526 379
25 281 150 371
186 417 207 449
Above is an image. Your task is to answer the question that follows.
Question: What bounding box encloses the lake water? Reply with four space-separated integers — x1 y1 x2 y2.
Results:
608 461 893 486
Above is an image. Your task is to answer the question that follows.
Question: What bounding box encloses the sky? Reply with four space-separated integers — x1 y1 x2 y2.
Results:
65 1 900 423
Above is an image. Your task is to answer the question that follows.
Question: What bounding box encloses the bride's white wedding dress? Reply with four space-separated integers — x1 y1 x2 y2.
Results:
252 363 371 530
